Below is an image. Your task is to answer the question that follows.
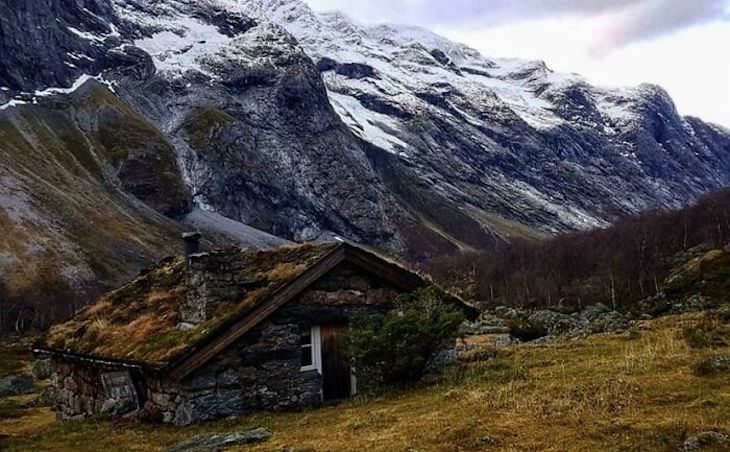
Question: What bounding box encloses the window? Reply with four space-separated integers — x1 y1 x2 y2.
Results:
300 325 321 373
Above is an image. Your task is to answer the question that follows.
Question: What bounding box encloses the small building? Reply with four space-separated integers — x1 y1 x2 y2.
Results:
35 241 475 425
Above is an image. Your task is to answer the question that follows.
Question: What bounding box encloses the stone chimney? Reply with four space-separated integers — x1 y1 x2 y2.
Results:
180 248 247 326
182 232 202 265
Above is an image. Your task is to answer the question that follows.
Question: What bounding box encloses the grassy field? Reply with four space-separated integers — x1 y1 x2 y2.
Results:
1 313 729 451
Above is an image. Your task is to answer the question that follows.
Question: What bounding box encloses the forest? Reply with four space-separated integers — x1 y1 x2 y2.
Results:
426 189 730 310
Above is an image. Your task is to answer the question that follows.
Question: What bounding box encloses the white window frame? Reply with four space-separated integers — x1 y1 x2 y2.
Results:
300 325 322 374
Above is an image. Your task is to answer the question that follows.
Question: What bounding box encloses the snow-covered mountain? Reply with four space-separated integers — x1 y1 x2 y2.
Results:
1 0 729 323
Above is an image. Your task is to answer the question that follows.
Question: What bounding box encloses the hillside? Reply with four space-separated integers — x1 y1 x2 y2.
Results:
1 0 730 327
2 312 730 451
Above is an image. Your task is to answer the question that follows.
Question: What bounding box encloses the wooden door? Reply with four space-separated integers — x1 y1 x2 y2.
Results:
321 323 351 401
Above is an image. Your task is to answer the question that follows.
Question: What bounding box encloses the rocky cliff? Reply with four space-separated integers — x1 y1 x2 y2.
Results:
1 0 729 325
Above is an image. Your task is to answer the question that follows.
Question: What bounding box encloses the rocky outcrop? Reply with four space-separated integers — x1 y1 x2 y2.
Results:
168 427 272 452
682 431 729 451
694 356 730 375
483 304 630 341
0 375 33 397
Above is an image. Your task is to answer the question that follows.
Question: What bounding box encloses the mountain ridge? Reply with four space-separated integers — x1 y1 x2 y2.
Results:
0 0 728 327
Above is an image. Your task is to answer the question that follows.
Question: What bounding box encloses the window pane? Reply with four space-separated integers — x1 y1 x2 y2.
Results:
301 345 313 367
301 326 313 367
300 326 311 346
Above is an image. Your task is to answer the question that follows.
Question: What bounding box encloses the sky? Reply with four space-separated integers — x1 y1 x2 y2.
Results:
306 0 730 128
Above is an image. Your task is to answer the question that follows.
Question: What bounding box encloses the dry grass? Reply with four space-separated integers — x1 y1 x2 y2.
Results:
0 338 33 378
3 313 730 451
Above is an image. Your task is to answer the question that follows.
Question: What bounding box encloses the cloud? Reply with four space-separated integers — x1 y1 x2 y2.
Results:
592 0 730 54
306 0 730 51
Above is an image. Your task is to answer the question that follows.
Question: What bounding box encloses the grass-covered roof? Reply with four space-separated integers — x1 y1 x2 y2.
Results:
42 243 339 368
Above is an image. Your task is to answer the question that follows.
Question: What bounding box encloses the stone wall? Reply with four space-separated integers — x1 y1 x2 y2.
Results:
52 360 147 420
53 360 106 419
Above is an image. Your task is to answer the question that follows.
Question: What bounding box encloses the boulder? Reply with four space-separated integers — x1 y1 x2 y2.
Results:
32 359 52 380
0 375 34 398
682 431 728 451
579 304 629 334
579 303 611 321
493 306 525 320
168 427 272 451
461 314 510 335
694 356 730 375
26 385 57 407
527 310 588 336
100 398 137 416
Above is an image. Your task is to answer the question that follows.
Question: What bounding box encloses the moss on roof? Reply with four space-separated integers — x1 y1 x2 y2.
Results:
44 243 339 367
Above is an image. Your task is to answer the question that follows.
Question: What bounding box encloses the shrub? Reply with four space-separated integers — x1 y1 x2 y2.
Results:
504 318 548 342
347 286 465 386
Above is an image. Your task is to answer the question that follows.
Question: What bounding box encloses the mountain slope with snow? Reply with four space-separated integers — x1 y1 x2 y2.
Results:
256 1 730 233
0 0 729 325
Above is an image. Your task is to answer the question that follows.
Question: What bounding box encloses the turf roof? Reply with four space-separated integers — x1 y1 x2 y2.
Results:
43 243 339 367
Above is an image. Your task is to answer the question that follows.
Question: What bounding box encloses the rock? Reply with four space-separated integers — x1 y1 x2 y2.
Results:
168 427 272 452
678 294 720 313
100 398 137 417
579 303 611 321
636 292 672 317
0 375 34 398
578 305 629 334
32 359 52 380
694 356 730 375
27 385 57 407
527 310 588 336
682 431 728 451
425 343 458 371
493 334 516 347
460 314 510 335
493 306 525 320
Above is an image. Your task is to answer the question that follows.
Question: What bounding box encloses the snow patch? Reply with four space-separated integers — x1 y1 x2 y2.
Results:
67 52 95 62
1 74 116 112
67 26 104 42
0 99 28 111
134 17 233 77
33 74 116 97
328 92 408 153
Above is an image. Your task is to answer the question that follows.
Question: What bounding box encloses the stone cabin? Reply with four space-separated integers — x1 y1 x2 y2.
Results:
35 241 475 425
